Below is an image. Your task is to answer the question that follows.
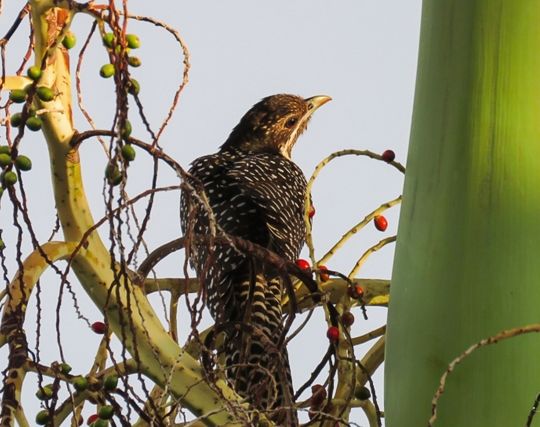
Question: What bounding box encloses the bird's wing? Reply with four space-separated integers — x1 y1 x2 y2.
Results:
226 153 307 259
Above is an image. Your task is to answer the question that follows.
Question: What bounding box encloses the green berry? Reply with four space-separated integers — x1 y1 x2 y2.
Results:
0 146 10 154
354 385 371 400
27 66 42 81
15 155 32 171
62 32 76 49
127 78 140 96
0 239 5 250
60 363 72 374
0 154 11 168
121 144 136 162
100 64 115 78
10 113 22 127
102 32 115 48
9 89 27 104
103 374 118 391
36 86 54 102
93 420 109 427
126 34 141 49
25 116 42 131
73 376 88 392
35 384 54 400
2 171 17 187
35 410 50 425
120 120 132 139
98 405 114 419
105 163 122 186
127 56 141 67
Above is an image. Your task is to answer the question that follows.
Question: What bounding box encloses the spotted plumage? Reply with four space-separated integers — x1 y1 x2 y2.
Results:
180 94 330 425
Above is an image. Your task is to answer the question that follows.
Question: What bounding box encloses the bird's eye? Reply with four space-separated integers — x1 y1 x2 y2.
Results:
285 117 298 128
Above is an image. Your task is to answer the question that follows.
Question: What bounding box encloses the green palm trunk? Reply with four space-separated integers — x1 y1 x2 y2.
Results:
385 1 540 426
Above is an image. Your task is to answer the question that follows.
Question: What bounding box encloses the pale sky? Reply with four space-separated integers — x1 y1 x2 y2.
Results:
0 2 422 425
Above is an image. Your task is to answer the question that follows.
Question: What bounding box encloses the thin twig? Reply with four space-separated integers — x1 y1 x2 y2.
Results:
348 235 396 278
429 323 540 427
351 325 386 346
304 149 405 264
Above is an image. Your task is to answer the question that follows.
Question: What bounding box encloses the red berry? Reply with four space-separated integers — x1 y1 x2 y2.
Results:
326 326 339 342
382 149 395 163
295 259 310 270
341 312 355 327
374 215 388 232
348 283 364 299
308 205 316 219
310 384 327 407
91 321 107 334
318 265 330 282
87 414 99 425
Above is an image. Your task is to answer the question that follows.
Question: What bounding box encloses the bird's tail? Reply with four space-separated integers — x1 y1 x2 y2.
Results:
224 275 298 426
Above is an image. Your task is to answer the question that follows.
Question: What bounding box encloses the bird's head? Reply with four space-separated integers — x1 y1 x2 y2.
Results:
221 94 331 159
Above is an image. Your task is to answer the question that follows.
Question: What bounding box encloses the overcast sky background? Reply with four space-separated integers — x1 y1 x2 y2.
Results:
1 2 422 425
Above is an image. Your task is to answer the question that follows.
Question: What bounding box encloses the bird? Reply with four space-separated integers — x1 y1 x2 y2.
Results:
180 94 331 425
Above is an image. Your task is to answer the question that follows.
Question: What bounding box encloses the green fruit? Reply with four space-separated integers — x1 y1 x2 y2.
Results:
120 120 132 139
126 34 141 49
127 56 141 67
9 89 27 103
102 32 115 48
0 239 5 250
2 171 17 187
15 155 32 171
10 113 22 127
100 64 115 78
127 78 140 96
121 144 136 162
105 163 122 186
35 384 54 400
27 66 42 81
0 154 11 168
35 410 50 425
98 405 114 419
0 146 10 154
60 363 72 374
354 385 371 400
93 419 109 427
25 116 42 131
73 376 88 392
62 32 76 49
103 374 118 391
36 86 54 102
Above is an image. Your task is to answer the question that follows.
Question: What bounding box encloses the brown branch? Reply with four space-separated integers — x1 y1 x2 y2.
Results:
0 3 29 45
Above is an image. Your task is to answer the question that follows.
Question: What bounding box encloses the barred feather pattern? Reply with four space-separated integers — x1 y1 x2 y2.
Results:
180 147 306 425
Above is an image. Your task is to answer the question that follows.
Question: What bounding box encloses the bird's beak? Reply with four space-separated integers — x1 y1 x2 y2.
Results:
305 95 332 113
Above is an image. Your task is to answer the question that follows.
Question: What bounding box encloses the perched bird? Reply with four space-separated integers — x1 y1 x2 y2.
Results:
180 94 331 425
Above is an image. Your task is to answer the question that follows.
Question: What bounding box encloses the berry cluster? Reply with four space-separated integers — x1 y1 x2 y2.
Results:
0 145 32 191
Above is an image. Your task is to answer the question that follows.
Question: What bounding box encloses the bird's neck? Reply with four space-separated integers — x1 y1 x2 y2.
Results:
220 134 280 157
